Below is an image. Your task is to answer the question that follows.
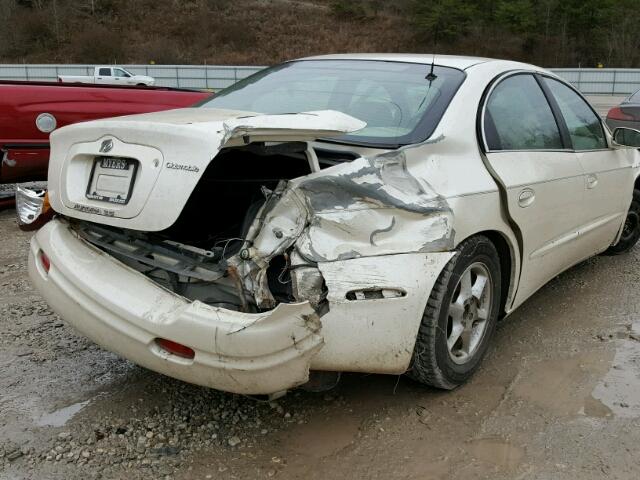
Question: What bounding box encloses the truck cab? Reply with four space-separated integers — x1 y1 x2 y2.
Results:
94 67 153 86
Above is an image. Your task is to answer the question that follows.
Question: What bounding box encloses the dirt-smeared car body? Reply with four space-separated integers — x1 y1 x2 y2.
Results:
29 55 640 395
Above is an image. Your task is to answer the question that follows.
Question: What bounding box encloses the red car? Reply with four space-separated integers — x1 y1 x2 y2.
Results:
0 81 211 186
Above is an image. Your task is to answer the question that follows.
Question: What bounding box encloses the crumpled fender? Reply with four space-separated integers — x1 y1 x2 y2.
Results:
292 148 454 262
230 147 455 308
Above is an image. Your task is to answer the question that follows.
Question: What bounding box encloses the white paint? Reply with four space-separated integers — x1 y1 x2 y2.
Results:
312 252 455 373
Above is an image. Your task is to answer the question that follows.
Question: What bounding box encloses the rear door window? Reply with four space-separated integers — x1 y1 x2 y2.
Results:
98 68 111 76
484 74 563 151
543 77 607 150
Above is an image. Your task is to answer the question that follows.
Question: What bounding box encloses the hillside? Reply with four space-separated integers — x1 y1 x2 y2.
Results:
1 0 640 67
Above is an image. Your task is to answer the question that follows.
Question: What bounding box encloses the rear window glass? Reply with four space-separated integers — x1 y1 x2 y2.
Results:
198 60 466 147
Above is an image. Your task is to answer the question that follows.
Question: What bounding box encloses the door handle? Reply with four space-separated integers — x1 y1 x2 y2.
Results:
518 188 535 208
586 174 598 189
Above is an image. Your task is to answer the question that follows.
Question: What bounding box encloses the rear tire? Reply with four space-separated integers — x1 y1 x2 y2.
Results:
605 189 640 255
408 235 501 390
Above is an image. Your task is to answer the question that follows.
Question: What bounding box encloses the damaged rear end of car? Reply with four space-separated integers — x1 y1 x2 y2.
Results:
30 85 458 395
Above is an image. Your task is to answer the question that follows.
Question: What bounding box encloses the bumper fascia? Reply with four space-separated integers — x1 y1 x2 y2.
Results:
29 219 323 395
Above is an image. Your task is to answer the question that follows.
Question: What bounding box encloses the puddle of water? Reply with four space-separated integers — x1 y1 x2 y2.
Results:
592 323 640 417
36 399 91 427
513 352 611 416
468 438 524 470
581 394 613 418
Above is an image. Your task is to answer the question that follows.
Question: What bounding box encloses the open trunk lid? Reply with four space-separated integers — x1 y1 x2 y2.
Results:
47 108 365 231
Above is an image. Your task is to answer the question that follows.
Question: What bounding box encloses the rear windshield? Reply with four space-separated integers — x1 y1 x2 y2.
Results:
198 60 466 147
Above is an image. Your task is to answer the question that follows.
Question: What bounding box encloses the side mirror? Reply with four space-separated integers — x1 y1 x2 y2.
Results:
613 127 640 148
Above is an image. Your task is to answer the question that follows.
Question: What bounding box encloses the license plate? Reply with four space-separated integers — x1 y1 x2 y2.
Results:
86 157 138 205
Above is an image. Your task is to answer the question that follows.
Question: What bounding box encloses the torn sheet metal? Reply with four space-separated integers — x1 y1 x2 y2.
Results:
291 149 455 262
228 182 309 309
228 147 455 306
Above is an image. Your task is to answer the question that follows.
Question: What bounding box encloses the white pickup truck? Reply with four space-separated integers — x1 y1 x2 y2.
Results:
58 66 155 86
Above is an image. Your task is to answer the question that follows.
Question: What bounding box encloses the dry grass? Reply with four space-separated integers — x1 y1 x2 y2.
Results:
0 0 420 65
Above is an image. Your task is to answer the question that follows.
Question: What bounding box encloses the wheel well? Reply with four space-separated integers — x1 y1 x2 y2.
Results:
475 230 512 320
634 176 640 192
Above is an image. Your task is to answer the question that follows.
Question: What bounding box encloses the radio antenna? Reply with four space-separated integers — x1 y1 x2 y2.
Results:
425 53 437 83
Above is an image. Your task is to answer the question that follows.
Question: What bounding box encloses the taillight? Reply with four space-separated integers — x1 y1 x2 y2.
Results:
39 251 51 273
607 106 634 121
155 338 195 359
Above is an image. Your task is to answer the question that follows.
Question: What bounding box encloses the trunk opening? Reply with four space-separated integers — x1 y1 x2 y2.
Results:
70 143 357 312
160 142 312 250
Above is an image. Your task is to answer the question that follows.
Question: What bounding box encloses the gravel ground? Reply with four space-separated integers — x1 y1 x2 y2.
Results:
0 183 48 204
2 208 640 479
0 184 15 199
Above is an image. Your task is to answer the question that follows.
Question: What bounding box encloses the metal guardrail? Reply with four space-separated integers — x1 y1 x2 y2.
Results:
0 64 638 96
551 68 640 96
0 64 266 91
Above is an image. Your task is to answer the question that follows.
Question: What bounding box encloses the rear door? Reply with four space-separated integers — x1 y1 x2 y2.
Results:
481 72 589 306
541 76 633 253
96 67 114 85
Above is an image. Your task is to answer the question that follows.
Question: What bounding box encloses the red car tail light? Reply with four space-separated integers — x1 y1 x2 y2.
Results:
607 106 634 121
39 251 51 273
155 338 195 359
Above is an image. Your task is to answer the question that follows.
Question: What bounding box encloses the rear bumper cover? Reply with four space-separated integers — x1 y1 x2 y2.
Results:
29 219 323 395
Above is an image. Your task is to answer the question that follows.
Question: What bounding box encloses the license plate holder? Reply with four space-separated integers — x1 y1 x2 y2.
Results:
86 156 138 205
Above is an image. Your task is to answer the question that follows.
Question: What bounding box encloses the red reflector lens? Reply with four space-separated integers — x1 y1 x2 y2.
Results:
39 251 50 273
156 338 195 359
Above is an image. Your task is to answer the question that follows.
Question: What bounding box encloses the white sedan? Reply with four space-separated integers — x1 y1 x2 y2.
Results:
29 54 640 395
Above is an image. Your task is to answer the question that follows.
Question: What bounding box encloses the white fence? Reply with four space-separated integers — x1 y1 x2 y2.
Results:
0 64 639 95
552 68 640 95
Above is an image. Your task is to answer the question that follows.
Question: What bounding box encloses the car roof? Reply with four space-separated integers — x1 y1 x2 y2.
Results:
296 53 522 70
